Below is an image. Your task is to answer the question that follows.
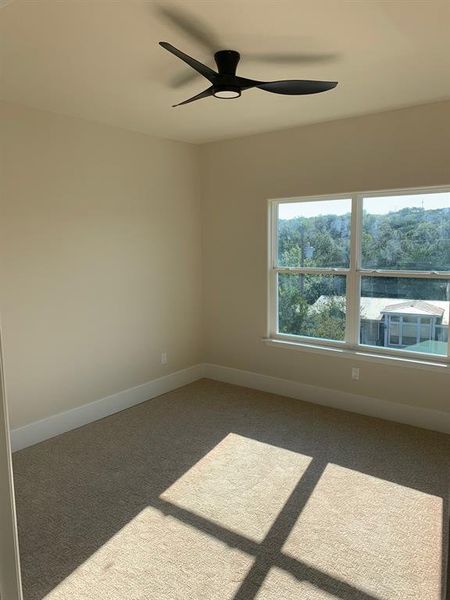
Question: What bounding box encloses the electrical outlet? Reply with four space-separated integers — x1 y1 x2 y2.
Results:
352 367 359 381
161 352 167 365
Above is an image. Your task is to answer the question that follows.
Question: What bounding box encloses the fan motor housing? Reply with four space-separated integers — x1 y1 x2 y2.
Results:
214 50 241 75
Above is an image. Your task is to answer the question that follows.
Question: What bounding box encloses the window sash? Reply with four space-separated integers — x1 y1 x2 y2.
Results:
269 187 450 363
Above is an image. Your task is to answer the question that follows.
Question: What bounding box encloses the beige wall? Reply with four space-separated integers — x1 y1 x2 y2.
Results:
1 99 450 433
0 102 202 429
201 100 450 414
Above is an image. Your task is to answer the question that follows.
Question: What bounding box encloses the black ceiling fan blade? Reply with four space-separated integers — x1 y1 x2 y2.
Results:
156 5 220 52
170 55 337 89
172 86 214 107
159 42 217 83
256 79 338 95
246 52 338 65
171 69 202 89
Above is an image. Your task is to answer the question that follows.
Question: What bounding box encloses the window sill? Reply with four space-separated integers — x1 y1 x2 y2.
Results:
262 337 450 373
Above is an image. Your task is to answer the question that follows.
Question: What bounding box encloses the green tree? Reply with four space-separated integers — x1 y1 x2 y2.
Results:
278 275 309 335
305 297 346 341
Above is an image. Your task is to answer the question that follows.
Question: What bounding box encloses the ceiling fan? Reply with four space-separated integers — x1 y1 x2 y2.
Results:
156 5 338 107
160 42 338 107
156 5 339 84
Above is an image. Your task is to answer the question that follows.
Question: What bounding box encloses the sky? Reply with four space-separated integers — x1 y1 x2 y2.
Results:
278 192 450 220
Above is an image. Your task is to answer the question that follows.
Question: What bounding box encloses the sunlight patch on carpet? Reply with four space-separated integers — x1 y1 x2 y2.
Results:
281 463 444 600
160 432 312 542
255 567 342 600
42 505 255 599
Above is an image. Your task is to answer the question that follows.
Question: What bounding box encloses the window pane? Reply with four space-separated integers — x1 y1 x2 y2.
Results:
362 192 450 271
278 274 346 341
360 276 449 356
277 199 351 268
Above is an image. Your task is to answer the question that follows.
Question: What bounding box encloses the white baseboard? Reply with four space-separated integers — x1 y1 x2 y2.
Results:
11 364 205 452
203 363 450 435
11 361 450 452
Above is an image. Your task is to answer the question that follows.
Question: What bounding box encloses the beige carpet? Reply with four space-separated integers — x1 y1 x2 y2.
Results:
13 379 450 600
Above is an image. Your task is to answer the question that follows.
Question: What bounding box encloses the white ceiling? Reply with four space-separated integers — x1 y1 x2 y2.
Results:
1 0 450 144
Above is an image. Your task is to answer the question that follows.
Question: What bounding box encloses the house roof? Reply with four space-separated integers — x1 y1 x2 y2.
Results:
312 296 449 325
383 299 444 318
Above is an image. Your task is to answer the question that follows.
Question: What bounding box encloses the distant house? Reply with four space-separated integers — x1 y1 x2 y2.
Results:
312 296 449 354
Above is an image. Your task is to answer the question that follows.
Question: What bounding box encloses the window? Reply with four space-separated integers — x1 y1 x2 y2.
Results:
269 188 450 362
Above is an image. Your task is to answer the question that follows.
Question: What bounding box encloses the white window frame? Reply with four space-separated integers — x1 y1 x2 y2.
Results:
267 185 450 366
